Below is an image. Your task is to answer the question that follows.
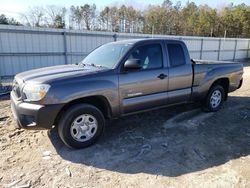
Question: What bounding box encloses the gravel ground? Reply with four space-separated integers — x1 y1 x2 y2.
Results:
0 65 249 188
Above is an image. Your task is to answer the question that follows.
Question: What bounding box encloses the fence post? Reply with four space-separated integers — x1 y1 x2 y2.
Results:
63 31 68 64
217 38 221 61
113 33 117 41
200 38 204 59
233 39 237 61
248 39 250 58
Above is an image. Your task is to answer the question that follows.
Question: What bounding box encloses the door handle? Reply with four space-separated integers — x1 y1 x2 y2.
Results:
157 73 167 79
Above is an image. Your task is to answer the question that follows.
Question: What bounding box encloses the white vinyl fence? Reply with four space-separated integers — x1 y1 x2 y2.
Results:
0 25 249 79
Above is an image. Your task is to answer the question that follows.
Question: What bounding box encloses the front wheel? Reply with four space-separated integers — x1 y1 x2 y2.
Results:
58 104 105 149
203 85 225 112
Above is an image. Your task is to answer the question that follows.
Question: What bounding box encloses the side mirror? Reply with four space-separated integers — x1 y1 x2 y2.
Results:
124 59 141 70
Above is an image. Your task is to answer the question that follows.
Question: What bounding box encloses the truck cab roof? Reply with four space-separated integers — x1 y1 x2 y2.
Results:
113 38 185 45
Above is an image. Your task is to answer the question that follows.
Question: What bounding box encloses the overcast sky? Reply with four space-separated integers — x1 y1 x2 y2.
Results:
0 0 249 19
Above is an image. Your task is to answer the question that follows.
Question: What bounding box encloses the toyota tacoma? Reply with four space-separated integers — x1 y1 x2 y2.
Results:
11 39 243 148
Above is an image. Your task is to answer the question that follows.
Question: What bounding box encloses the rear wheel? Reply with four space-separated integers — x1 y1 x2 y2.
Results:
58 104 105 149
203 85 225 112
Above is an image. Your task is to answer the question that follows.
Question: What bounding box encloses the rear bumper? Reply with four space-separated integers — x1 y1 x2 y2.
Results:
10 91 63 130
228 79 243 93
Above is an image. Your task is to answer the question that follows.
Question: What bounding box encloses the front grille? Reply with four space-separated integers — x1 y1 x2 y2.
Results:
12 80 22 99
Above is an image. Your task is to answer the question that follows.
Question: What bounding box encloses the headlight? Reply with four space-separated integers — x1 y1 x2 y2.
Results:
23 83 50 101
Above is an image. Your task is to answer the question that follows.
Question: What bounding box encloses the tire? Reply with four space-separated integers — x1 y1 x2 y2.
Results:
203 85 225 112
58 104 105 149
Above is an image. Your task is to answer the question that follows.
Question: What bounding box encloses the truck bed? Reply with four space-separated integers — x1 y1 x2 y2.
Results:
192 59 243 94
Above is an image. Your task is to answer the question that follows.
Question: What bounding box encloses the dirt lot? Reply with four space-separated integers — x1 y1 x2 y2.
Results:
0 65 250 188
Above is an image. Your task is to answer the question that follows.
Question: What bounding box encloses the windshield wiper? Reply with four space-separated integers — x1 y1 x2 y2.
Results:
79 63 107 69
78 63 94 67
94 64 108 68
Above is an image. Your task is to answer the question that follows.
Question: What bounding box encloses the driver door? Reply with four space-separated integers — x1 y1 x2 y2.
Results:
118 42 169 114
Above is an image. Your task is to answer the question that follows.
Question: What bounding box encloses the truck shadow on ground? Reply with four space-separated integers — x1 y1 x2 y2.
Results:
48 96 250 177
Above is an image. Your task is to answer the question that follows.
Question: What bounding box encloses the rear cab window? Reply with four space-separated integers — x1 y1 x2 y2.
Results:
167 43 186 67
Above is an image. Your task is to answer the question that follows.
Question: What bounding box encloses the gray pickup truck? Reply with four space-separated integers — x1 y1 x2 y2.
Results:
11 39 243 148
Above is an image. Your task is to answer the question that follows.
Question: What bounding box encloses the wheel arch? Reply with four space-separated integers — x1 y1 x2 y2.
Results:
53 95 112 126
209 78 229 100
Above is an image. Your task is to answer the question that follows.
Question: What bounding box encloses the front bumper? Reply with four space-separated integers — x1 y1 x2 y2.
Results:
10 91 63 129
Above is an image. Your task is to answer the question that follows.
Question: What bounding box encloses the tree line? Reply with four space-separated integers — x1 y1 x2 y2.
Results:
1 0 250 38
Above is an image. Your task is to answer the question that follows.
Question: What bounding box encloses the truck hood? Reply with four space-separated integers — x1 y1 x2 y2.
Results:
15 64 107 83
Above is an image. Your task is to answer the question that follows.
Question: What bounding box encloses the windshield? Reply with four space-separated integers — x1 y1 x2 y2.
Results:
80 42 132 69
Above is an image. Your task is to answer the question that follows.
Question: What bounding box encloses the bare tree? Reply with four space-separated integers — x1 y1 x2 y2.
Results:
81 4 96 30
70 4 96 30
45 5 66 28
21 6 45 27
70 6 82 29
100 6 110 30
99 6 120 32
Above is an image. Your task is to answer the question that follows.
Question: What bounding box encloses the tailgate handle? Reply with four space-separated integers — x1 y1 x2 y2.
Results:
157 73 167 79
